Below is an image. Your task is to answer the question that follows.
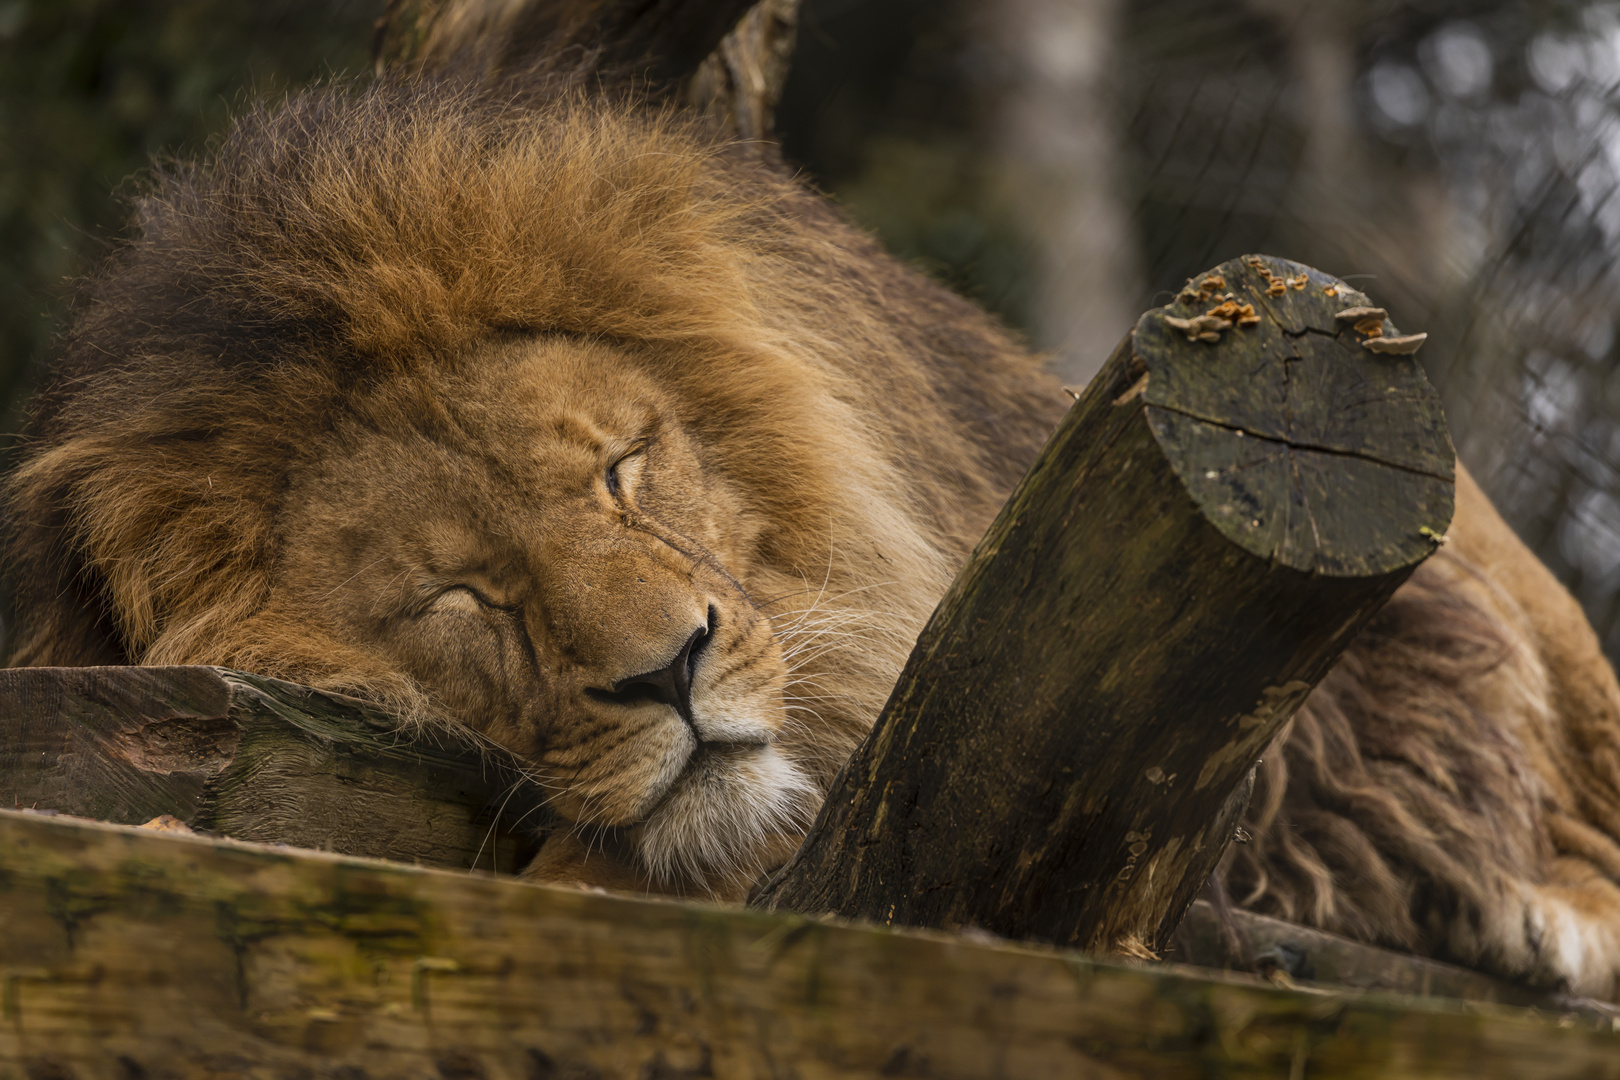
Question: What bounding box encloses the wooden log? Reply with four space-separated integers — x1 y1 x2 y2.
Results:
0 665 549 873
373 0 779 105
682 0 800 139
1170 901 1547 1007
2 809 1618 1077
12 671 1590 1019
754 256 1456 959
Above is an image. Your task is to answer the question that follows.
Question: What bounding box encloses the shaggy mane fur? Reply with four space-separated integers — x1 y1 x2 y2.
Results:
5 80 1056 686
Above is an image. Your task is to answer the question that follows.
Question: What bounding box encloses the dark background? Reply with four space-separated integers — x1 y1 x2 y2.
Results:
4 0 1618 653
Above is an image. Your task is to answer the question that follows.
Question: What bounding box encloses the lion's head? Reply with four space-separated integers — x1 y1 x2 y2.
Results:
1 81 1064 896
271 336 825 891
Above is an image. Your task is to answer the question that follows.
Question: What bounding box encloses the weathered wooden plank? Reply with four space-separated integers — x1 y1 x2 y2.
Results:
9 666 1601 1019
4 668 1603 1021
755 256 1456 959
1170 901 1547 1007
0 666 549 873
0 809 1616 1078
0 664 230 824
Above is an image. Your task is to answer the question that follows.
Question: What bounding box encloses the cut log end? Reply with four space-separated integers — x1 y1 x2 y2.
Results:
758 257 1455 958
1134 255 1455 578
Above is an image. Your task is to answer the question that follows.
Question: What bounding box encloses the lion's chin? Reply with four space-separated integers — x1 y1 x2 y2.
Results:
629 742 821 894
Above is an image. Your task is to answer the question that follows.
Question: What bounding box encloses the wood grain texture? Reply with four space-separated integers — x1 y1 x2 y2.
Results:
683 0 799 139
755 256 1456 959
1 809 1617 1078
0 666 548 873
1170 901 1547 1007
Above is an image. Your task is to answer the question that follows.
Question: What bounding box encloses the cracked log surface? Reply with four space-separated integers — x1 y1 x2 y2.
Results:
755 255 1456 958
0 665 548 873
3 810 1620 1077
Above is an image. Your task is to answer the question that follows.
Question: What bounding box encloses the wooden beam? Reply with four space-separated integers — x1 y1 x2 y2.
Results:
0 665 549 873
1 809 1617 1076
1171 901 1550 1007
754 256 1456 958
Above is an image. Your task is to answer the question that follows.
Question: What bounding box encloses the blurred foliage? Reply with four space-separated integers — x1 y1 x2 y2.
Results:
779 0 1040 331
779 0 1593 338
779 0 1620 660
0 0 376 426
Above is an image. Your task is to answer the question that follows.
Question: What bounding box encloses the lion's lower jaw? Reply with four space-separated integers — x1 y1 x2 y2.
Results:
632 743 823 896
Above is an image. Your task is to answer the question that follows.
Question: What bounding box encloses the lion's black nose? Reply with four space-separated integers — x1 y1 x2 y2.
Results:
601 610 715 729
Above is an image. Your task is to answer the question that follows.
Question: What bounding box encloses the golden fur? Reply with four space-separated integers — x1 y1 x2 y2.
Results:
7 75 1620 996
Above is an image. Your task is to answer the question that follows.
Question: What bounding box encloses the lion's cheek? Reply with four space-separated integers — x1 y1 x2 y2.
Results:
541 712 698 825
688 637 788 746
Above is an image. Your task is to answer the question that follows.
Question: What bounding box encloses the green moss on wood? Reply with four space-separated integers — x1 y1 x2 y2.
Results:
1 811 1615 1077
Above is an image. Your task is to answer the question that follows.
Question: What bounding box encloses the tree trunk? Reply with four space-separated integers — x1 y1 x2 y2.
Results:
983 0 1142 385
754 255 1455 958
682 0 798 140
374 0 800 137
0 665 549 873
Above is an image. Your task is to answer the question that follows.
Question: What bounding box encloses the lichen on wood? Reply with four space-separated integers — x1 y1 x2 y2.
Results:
373 0 799 135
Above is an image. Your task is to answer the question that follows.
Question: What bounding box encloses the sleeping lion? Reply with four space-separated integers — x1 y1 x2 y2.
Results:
8 78 1620 1000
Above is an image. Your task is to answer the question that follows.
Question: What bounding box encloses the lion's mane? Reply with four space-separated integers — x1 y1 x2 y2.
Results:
2 80 1059 725
1220 472 1620 998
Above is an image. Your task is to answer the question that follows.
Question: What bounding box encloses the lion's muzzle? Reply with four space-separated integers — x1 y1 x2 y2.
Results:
590 605 715 731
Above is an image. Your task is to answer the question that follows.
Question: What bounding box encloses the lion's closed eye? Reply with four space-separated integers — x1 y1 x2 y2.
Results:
429 585 516 616
605 442 647 499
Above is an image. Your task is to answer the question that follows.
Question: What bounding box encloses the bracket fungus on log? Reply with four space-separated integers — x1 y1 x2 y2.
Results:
754 255 1456 958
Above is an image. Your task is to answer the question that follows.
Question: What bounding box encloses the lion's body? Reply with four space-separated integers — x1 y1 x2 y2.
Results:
6 78 1620 995
1225 470 1620 998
